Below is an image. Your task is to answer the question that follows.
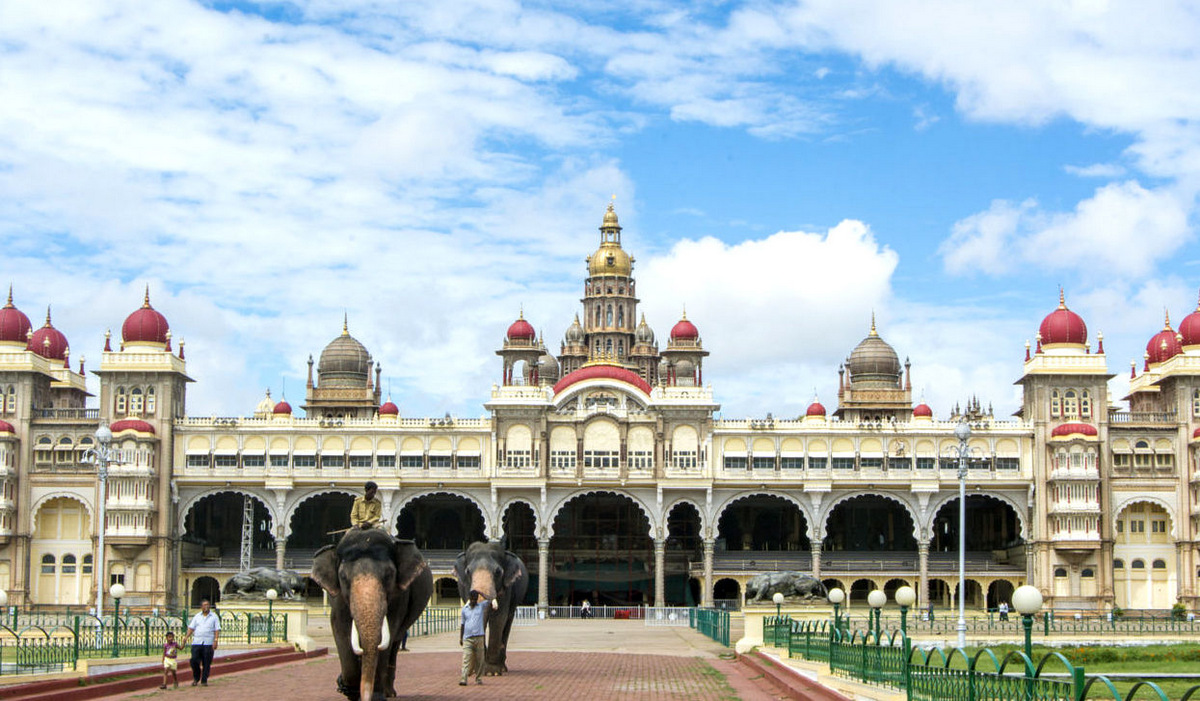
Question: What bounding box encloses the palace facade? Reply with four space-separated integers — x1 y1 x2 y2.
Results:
1 205 1198 613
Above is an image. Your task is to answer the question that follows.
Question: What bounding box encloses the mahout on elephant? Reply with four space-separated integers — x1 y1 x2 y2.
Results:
745 571 827 603
312 528 433 701
223 567 304 599
452 541 528 676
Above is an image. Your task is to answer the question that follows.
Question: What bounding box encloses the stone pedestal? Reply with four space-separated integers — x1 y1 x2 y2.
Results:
736 604 836 653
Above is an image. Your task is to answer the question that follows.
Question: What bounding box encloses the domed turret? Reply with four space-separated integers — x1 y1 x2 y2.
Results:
28 307 69 361
669 311 699 341
1038 290 1087 347
913 402 933 418
254 389 275 416
1180 291 1200 348
318 319 372 389
121 287 170 346
846 317 900 387
379 398 399 416
806 399 827 417
273 399 293 415
538 352 560 383
506 311 535 342
564 314 585 344
0 287 31 347
587 203 632 277
635 314 656 345
1146 311 1182 366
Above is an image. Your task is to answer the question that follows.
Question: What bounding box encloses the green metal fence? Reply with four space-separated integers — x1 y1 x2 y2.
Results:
407 607 459 638
763 614 1200 701
866 610 1200 638
689 608 730 647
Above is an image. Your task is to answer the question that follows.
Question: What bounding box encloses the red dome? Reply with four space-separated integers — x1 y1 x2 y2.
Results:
27 309 69 360
273 400 293 415
670 317 699 341
0 419 14 434
806 400 826 417
1146 315 1182 365
1038 292 1087 346
110 418 155 435
913 403 933 418
553 364 652 395
1193 426 1200 439
122 289 170 344
379 401 399 416
1179 295 1200 347
1050 422 1097 438
506 314 535 341
0 290 31 345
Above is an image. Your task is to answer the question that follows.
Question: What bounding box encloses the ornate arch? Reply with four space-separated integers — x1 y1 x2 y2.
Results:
283 488 358 537
713 490 813 541
391 489 492 538
821 491 922 543
31 491 94 528
178 487 277 539
662 497 709 540
498 497 543 540
1113 495 1177 539
546 489 657 540
927 490 1028 542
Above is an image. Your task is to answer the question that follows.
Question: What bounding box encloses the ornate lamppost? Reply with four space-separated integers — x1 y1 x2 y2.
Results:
895 585 916 638
1012 585 1043 665
867 589 886 642
110 583 126 658
828 587 845 639
953 420 972 649
83 423 115 619
265 588 278 643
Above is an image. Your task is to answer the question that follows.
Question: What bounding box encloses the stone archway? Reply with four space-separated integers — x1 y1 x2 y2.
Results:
717 494 811 552
31 496 93 606
182 491 275 568
713 578 741 608
549 492 652 606
191 576 221 607
397 493 487 552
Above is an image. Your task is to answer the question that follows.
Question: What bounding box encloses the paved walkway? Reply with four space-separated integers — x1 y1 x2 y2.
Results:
102 619 793 700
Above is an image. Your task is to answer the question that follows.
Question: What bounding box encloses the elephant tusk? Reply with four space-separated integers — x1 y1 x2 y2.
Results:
378 619 390 651
350 621 363 656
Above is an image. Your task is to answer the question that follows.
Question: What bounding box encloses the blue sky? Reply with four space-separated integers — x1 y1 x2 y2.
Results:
1 1 1197 419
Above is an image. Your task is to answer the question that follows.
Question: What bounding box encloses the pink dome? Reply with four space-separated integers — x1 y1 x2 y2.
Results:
1050 422 1097 438
379 400 399 416
27 309 69 360
122 289 170 344
1193 426 1200 439
506 314 535 341
1180 306 1200 347
273 400 293 415
913 403 933 418
553 364 652 395
0 289 31 345
0 419 14 434
1146 313 1182 365
670 316 699 341
1038 291 1087 346
110 418 155 435
805 401 826 417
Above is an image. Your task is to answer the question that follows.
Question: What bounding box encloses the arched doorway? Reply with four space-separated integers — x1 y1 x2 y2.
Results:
397 494 486 552
183 492 274 567
850 578 874 605
287 492 355 553
549 492 651 606
32 497 93 605
824 495 917 552
987 580 1015 610
666 502 702 605
931 495 1023 553
501 501 538 605
434 577 459 606
713 578 741 608
191 576 221 607
718 495 810 552
1113 501 1175 609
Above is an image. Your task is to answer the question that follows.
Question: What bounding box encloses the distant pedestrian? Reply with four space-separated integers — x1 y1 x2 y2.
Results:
186 599 221 686
581 599 592 619
998 601 1009 621
459 590 488 686
160 631 180 690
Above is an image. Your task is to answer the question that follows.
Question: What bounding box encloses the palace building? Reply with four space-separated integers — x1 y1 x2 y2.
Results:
0 205 1197 613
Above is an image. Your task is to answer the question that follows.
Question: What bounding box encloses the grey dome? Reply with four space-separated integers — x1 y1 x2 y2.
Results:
847 326 901 388
318 329 372 388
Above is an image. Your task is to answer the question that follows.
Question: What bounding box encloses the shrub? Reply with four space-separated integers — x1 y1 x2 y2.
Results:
1172 602 1187 621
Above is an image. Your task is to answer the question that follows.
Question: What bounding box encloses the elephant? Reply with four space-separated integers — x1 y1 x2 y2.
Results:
745 571 827 604
312 529 433 701
452 541 528 676
223 567 304 599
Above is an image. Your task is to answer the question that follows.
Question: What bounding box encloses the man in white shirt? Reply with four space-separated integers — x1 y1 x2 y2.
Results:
186 599 221 686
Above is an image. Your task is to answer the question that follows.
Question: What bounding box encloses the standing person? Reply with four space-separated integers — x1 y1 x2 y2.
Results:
160 631 180 690
581 599 591 619
998 601 1009 621
350 481 382 530
186 599 220 686
459 590 489 686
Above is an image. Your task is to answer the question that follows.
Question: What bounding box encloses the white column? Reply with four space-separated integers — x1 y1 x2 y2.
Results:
702 540 715 607
654 540 666 607
537 539 550 610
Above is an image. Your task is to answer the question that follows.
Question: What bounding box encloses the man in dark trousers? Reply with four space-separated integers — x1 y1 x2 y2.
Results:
459 590 493 685
186 599 220 686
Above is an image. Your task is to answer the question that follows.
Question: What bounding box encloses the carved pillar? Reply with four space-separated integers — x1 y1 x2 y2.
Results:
702 540 715 607
918 542 930 607
275 539 286 570
811 548 822 581
654 540 666 607
537 539 550 610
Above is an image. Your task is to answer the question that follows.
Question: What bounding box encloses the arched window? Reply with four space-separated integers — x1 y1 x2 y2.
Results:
1113 559 1125 569
617 341 624 357
4 386 14 413
1081 568 1094 578
1053 567 1067 577
1193 388 1200 418
130 388 144 415
605 305 613 326
594 306 600 326
62 554 77 574
617 306 624 327
1050 390 1061 418
605 339 612 354
1152 559 1167 569
146 387 156 415
115 387 126 415
1063 390 1078 418
40 554 56 574
1131 559 1145 569
1081 390 1091 418
82 554 93 574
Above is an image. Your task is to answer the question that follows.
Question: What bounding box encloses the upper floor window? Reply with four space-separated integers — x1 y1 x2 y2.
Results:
130 388 144 415
1193 389 1200 418
145 387 156 415
115 387 127 415
41 554 56 574
1080 390 1092 418
1050 390 1061 418
1063 390 1078 418
4 386 14 414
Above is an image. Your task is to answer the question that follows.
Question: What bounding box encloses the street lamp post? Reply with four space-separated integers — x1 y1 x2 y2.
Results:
1012 585 1043 667
84 423 114 620
867 589 886 642
110 583 125 658
953 420 971 650
828 587 845 640
895 585 917 693
772 592 785 647
265 589 278 643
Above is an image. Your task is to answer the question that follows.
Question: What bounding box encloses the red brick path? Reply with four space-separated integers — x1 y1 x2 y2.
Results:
104 650 791 700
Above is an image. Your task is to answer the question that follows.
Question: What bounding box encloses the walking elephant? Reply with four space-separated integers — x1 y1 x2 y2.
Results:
312 529 433 701
453 541 528 675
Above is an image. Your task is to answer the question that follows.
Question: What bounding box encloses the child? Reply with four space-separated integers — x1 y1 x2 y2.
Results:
160 631 181 689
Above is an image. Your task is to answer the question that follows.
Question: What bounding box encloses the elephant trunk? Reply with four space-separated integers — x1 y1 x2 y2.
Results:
349 575 388 701
470 569 497 600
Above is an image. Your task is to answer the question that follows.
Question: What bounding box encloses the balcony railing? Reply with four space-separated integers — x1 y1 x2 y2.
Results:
33 407 99 420
1109 411 1177 424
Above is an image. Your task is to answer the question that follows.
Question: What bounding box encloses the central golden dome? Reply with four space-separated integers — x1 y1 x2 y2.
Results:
587 203 632 277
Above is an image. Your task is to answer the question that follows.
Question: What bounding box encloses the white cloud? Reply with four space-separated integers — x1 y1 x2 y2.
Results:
1065 163 1126 178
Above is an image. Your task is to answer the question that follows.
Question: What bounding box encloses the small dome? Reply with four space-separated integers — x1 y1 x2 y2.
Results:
806 400 827 417
121 288 170 345
1039 291 1087 347
847 318 900 387
0 419 14 433
110 418 155 435
913 403 933 418
1146 312 1182 365
538 352 560 381
1050 422 1097 438
564 314 584 344
28 308 69 361
1179 293 1200 347
254 390 275 415
635 314 656 345
378 400 399 416
670 312 699 341
273 400 293 415
507 312 535 341
0 288 32 346
318 320 372 388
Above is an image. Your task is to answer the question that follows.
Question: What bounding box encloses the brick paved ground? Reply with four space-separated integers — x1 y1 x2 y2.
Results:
107 649 790 700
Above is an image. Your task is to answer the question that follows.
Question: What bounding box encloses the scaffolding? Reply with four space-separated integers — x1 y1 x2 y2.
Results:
240 495 254 572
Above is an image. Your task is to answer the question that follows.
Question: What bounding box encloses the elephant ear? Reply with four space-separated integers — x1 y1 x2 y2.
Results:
452 551 470 600
502 551 526 589
311 544 341 597
390 539 431 593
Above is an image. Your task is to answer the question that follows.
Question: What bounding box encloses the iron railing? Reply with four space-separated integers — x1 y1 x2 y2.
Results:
689 608 730 647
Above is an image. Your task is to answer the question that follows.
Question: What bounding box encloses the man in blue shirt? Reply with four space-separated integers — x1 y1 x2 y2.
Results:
459 590 490 685
186 599 221 686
